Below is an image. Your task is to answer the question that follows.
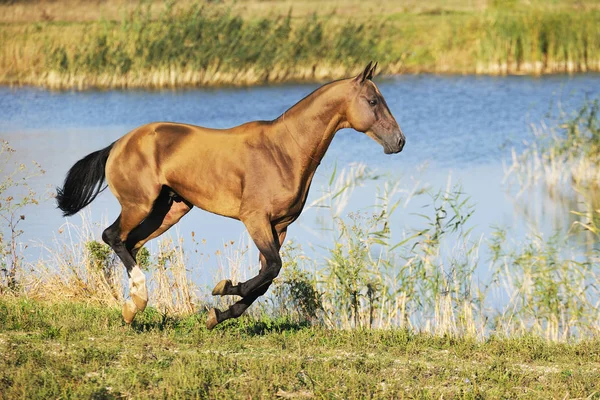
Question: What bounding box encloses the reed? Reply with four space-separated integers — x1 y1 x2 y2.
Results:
19 4 395 89
475 10 600 74
490 229 600 340
1 2 599 88
505 98 600 194
11 209 201 318
2 176 599 340
202 165 599 340
0 140 44 291
3 190 600 340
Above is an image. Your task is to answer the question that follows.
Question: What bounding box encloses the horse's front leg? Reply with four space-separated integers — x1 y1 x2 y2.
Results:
207 217 286 329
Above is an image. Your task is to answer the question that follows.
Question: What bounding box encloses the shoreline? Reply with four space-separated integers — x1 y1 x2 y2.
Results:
3 62 600 91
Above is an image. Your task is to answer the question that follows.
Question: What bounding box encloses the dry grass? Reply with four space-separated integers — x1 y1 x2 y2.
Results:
0 0 485 23
505 99 600 193
14 65 395 90
2 0 599 23
22 212 202 316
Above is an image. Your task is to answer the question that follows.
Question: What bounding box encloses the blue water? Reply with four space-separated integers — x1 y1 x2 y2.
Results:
1 74 599 284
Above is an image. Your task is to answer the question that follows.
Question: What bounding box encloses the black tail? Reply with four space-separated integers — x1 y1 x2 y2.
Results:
56 142 115 217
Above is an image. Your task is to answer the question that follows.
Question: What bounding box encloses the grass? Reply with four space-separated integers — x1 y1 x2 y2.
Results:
1 0 599 88
1 297 600 399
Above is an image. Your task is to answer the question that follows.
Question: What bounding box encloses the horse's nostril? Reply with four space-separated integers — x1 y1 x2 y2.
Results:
396 134 405 152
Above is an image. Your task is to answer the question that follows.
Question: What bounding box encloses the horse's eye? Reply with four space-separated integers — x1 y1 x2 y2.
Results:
369 99 378 106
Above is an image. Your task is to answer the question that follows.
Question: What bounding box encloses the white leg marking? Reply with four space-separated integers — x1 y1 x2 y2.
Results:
129 265 148 312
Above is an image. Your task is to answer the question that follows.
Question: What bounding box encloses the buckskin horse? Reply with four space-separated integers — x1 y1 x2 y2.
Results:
56 62 405 329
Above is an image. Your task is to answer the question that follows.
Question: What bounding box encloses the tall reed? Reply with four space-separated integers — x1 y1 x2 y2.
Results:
2 2 599 88
489 229 600 341
20 212 201 316
40 4 392 88
475 10 600 73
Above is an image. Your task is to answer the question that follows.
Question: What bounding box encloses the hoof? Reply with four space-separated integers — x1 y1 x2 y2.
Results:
131 293 147 312
212 279 232 296
122 299 138 324
206 308 220 330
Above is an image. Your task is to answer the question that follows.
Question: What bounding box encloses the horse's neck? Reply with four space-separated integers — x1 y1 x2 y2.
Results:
276 82 349 173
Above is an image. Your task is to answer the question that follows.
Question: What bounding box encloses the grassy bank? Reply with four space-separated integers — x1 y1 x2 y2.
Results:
1 297 600 399
1 1 599 88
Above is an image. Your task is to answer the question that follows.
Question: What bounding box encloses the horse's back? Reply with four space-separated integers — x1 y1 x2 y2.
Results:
105 121 250 218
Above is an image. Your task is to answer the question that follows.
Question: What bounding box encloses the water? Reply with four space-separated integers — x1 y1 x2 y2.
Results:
1 74 599 283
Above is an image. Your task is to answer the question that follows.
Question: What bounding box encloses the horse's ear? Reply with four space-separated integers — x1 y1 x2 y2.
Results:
366 61 378 80
355 61 373 84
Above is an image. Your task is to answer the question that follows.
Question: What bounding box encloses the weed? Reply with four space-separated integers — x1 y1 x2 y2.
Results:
0 140 44 291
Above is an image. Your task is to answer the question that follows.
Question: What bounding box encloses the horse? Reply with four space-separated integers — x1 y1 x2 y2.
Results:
56 61 405 329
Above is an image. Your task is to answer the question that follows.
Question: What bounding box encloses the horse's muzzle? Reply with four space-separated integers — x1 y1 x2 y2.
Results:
384 131 405 154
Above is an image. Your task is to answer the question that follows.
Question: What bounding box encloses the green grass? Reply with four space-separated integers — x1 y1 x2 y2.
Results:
1 1 599 88
1 297 600 399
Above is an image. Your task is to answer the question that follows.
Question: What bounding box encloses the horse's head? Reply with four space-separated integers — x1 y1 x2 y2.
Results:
345 62 405 154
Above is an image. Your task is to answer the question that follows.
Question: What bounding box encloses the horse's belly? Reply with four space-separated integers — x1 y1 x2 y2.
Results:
168 181 242 220
162 149 244 219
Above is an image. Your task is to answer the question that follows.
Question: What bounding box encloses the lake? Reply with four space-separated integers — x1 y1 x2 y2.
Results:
1 74 599 284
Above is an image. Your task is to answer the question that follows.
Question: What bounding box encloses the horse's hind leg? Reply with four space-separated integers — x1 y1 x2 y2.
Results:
104 189 192 324
102 203 154 323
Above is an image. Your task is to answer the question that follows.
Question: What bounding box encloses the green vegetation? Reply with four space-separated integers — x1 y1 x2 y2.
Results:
1 297 600 399
0 0 599 88
3 162 600 340
43 4 388 85
273 182 600 339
